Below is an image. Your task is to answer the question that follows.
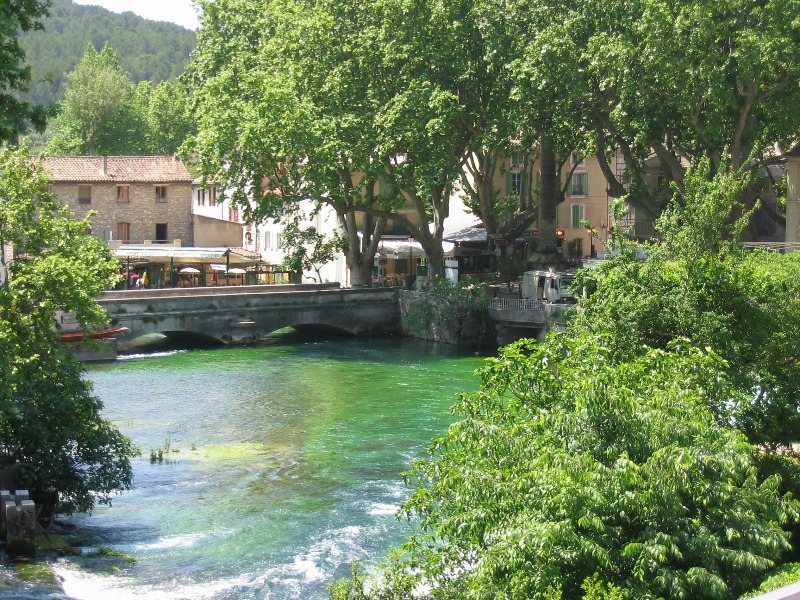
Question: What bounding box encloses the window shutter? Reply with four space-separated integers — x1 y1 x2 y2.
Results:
507 173 513 196
583 172 589 196
520 171 527 197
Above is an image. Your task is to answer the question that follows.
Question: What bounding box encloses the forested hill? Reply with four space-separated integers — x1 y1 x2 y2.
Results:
20 0 196 107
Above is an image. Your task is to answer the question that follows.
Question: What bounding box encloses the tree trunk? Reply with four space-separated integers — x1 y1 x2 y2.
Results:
538 137 559 251
339 210 387 287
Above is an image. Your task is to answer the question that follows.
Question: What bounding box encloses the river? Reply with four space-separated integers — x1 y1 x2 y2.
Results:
2 333 485 600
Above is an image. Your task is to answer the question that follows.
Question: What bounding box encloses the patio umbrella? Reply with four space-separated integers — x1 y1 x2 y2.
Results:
180 267 201 274
227 268 247 274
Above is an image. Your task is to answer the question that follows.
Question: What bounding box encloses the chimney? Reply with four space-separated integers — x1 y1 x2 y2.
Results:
102 154 108 176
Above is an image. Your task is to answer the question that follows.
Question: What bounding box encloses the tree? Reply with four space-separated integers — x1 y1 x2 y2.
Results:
571 158 800 450
141 81 195 155
575 0 800 232
0 146 135 514
279 218 346 283
46 43 134 155
0 0 51 143
332 335 797 599
186 0 392 286
46 44 196 156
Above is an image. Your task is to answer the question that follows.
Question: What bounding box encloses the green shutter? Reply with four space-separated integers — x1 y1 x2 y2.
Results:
583 172 589 196
507 173 513 196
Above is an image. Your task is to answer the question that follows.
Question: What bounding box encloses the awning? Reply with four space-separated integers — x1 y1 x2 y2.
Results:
442 215 487 243
113 246 261 264
377 240 455 259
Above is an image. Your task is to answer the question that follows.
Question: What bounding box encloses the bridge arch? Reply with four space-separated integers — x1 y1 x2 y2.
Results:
101 284 399 346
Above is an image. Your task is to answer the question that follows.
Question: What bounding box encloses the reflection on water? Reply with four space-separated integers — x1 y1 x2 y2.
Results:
2 332 484 600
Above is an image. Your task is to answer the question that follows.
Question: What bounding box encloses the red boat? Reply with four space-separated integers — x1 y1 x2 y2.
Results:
58 326 130 343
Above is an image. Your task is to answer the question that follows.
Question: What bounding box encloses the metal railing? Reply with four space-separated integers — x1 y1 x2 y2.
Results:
400 291 546 312
489 298 545 311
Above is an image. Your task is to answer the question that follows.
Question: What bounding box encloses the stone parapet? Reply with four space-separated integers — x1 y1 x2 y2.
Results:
1 489 36 556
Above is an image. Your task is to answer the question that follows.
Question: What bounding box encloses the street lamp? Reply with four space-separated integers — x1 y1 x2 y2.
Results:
586 227 597 258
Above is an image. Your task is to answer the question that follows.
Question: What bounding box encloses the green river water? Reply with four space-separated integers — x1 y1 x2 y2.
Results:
4 334 485 600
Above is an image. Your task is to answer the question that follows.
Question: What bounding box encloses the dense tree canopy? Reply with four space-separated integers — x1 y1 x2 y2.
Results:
186 0 560 279
186 0 397 285
0 146 135 513
573 0 800 230
46 43 194 156
19 0 195 107
331 335 798 599
0 0 51 143
572 160 800 449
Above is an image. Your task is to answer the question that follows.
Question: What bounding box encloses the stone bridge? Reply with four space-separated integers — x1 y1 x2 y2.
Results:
99 283 400 346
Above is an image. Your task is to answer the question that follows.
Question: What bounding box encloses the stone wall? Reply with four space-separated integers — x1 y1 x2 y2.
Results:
52 181 194 245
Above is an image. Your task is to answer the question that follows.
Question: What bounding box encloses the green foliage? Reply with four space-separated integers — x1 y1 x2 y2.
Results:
739 563 800 599
47 42 133 154
571 161 800 450
45 43 195 155
405 276 490 347
0 0 51 142
385 335 796 599
19 0 195 107
278 218 346 283
0 146 135 514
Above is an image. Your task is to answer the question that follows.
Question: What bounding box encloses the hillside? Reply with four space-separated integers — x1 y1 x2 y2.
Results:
19 0 196 107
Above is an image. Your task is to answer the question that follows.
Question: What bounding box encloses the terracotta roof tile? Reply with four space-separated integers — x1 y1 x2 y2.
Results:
41 155 193 183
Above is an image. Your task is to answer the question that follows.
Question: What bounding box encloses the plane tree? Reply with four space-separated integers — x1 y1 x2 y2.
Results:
186 0 397 285
576 0 800 230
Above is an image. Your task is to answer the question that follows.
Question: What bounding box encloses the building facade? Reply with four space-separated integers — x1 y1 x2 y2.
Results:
491 150 614 259
43 155 195 246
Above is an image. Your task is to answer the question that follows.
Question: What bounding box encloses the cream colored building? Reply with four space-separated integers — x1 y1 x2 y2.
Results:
491 151 614 259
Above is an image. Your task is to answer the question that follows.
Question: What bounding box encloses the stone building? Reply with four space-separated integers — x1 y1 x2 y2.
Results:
42 155 195 246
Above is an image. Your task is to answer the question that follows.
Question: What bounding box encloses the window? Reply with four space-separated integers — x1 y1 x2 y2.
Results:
265 231 271 250
571 203 585 228
155 223 168 242
117 185 130 203
616 154 630 191
78 185 91 205
155 186 168 203
510 150 524 169
197 188 205 206
570 172 588 196
511 172 523 196
209 186 217 207
228 207 239 222
116 222 131 242
508 171 525 197
571 153 586 167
